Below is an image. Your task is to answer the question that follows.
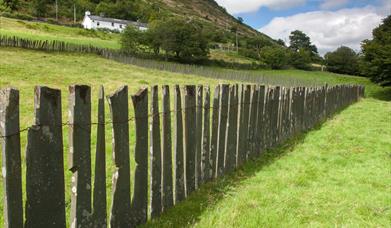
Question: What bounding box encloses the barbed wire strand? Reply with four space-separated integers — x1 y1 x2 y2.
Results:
0 96 303 139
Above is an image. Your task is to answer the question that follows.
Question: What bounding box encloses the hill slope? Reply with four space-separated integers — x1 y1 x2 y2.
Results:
1 0 273 41
155 0 266 37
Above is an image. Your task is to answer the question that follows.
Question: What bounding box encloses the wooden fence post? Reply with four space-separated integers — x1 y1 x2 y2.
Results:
162 85 173 209
93 86 107 227
150 86 162 218
108 86 131 227
195 85 203 188
25 86 66 228
174 85 185 203
210 85 220 178
184 85 196 195
69 85 92 227
202 86 211 182
0 88 23 228
131 88 149 225
217 84 229 177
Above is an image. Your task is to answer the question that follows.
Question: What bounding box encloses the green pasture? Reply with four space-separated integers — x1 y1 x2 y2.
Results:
0 16 121 49
0 46 390 227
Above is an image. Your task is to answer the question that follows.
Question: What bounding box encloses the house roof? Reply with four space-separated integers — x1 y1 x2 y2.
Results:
88 15 148 28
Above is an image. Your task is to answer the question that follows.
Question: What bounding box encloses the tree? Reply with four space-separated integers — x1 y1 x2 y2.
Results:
325 46 359 75
120 26 146 54
242 36 272 59
289 30 318 58
32 0 49 17
259 46 288 69
289 48 312 70
156 18 209 62
121 18 210 62
361 15 391 86
276 39 286 47
2 0 19 11
237 17 243 24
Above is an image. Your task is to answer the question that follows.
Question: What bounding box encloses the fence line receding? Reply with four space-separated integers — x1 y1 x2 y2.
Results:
0 83 364 227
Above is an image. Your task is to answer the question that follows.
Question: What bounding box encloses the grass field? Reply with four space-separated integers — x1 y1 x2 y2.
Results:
0 47 234 225
1 46 390 227
0 16 121 49
0 17 268 65
209 49 258 65
143 97 391 227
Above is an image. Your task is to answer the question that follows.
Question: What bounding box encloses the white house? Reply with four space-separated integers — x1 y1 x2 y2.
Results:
82 11 148 32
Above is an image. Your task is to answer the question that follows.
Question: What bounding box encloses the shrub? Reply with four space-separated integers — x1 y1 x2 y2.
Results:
1 11 34 21
259 46 288 69
325 46 359 75
289 48 312 70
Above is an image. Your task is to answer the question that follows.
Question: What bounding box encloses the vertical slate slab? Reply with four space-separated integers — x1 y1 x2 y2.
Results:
256 86 265 155
69 85 92 228
201 86 211 182
25 86 66 228
195 86 203 188
277 88 284 143
150 86 162 218
300 87 306 132
238 85 250 165
267 86 273 149
225 85 237 172
161 85 173 209
93 86 107 228
174 85 185 203
273 87 281 146
184 85 196 195
216 84 229 177
0 88 23 228
108 86 131 228
210 86 220 179
236 85 243 167
236 85 244 166
233 85 239 167
131 88 149 225
248 85 259 159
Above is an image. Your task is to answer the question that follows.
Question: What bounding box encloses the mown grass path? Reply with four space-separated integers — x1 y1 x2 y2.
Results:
144 98 391 227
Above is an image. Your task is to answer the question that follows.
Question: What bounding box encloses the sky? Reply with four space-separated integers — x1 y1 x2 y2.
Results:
215 0 391 55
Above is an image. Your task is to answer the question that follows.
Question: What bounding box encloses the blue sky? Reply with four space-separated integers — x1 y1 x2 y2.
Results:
215 0 391 54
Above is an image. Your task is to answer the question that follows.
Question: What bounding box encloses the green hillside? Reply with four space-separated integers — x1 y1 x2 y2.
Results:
0 0 272 39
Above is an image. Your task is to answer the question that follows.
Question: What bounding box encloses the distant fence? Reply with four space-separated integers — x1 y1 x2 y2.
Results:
0 35 324 86
0 83 364 227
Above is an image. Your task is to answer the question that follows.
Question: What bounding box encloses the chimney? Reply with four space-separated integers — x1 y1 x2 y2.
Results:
85 11 91 16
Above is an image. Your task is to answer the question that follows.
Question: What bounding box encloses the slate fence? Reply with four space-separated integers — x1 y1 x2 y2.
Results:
0 83 364 227
0 35 322 86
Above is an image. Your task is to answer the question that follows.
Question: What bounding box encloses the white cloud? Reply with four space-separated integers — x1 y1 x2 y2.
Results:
259 6 386 55
378 0 391 16
215 0 306 14
320 0 349 10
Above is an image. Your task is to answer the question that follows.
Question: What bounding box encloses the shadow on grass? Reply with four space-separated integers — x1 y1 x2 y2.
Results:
141 124 326 228
369 86 391 101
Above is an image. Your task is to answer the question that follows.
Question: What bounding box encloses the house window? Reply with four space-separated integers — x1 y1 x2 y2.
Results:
120 24 123 29
97 22 100 26
112 22 114 27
